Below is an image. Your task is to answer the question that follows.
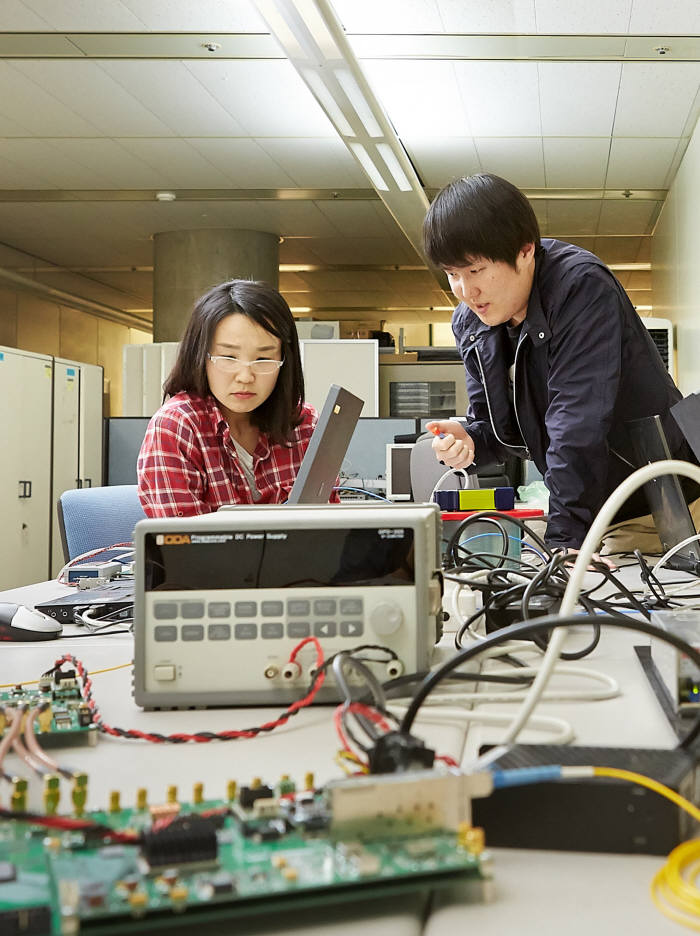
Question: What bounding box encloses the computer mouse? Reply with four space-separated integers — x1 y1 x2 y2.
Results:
0 603 63 641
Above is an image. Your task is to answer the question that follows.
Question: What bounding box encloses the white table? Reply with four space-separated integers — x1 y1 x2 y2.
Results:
0 573 692 935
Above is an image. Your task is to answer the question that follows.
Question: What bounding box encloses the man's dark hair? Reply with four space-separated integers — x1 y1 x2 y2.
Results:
423 173 541 269
164 279 304 444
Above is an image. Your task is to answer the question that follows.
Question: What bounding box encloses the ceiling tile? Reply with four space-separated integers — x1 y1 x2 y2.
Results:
543 138 610 187
593 235 646 263
184 61 336 136
606 138 680 188
437 0 536 32
455 62 541 136
363 60 471 137
535 0 632 32
120 0 267 31
18 0 146 29
0 62 99 136
544 200 601 236
598 199 659 234
307 237 419 265
403 137 481 188
43 138 169 187
314 200 400 238
333 0 443 33
613 63 700 137
629 0 700 33
539 63 621 136
1 0 55 29
114 139 235 187
185 138 297 187
0 139 117 187
97 61 248 136
255 138 367 187
10 60 174 136
474 138 545 187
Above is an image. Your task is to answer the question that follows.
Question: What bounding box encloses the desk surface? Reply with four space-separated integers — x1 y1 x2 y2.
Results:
0 573 691 935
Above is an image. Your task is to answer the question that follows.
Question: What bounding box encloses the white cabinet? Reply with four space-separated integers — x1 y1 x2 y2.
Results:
123 342 178 416
0 347 53 588
51 359 104 576
0 348 105 587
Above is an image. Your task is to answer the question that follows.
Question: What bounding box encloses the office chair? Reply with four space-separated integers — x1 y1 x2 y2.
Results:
409 435 479 503
57 485 146 562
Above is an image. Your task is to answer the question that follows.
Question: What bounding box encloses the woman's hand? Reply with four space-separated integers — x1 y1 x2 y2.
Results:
425 420 476 470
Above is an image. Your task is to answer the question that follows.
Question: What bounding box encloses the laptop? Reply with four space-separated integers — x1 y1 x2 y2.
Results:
627 413 700 574
284 384 364 504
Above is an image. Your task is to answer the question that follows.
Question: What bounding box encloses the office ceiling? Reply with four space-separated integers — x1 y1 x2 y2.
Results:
0 0 698 330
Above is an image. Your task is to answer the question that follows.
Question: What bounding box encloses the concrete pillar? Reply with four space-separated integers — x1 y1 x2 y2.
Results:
153 229 279 342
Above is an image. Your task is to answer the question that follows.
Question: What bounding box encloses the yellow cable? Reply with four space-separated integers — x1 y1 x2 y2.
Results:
593 766 700 930
0 661 132 690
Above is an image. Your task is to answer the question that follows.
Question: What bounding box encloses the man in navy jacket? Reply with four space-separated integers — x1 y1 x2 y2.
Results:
423 173 696 551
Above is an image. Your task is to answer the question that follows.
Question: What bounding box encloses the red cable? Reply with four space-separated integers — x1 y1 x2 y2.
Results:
53 638 325 744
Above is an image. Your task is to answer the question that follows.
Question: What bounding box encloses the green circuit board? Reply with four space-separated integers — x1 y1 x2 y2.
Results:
0 780 488 934
0 674 97 744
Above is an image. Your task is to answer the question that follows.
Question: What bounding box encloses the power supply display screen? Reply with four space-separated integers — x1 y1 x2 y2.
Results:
144 527 415 591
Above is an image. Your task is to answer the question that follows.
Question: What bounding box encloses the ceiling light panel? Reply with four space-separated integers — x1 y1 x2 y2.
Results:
184 60 337 136
454 62 541 136
539 63 621 136
402 137 481 188
543 139 610 188
606 138 682 189
534 0 632 33
613 63 700 137
96 61 248 136
474 138 545 187
362 60 471 137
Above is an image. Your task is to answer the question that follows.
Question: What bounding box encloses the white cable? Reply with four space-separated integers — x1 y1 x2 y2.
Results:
393 664 619 705
428 466 470 504
651 533 700 578
389 704 575 745
501 459 700 744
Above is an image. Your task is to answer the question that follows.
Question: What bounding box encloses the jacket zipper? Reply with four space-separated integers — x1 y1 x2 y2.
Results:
511 334 531 460
474 345 530 457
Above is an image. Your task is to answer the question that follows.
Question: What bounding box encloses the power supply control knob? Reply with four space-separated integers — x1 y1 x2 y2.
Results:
369 602 403 635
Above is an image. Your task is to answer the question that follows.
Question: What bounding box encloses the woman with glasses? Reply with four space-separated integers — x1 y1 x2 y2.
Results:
137 279 327 517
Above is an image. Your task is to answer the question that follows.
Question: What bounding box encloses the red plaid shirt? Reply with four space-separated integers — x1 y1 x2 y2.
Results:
137 392 324 517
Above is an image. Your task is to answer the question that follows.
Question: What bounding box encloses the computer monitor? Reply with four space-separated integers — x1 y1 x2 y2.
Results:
627 414 700 573
286 384 365 505
385 444 413 501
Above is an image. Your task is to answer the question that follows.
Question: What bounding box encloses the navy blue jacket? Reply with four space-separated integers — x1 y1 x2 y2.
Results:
452 239 692 548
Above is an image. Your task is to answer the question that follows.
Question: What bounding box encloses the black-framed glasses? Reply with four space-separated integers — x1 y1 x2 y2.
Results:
207 353 285 375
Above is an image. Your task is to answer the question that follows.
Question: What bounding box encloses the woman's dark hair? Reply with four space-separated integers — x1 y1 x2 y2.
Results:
423 173 540 269
164 279 304 444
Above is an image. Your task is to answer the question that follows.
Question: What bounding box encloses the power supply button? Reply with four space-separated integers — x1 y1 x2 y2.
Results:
154 664 176 682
